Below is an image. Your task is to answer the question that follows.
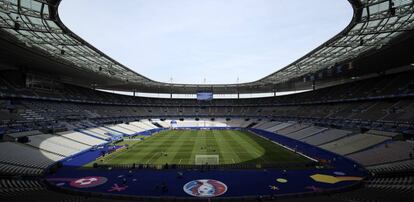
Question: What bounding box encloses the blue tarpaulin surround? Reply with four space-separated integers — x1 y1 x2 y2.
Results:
46 128 368 199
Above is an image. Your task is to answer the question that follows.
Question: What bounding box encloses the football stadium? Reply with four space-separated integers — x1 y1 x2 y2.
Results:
0 0 414 201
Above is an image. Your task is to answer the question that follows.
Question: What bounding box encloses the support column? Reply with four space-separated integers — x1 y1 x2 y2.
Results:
312 80 316 91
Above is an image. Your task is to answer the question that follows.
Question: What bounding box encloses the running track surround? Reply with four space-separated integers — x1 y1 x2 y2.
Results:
46 129 367 199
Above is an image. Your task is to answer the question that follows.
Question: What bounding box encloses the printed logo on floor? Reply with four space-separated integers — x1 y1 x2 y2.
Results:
183 179 227 197
69 176 108 188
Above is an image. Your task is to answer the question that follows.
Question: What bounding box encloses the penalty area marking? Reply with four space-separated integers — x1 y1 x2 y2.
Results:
251 131 318 162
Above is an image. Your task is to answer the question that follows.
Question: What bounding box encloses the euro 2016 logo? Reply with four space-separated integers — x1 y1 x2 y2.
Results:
183 179 227 197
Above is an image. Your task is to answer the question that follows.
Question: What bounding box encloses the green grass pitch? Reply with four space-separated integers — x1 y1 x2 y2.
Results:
89 130 311 166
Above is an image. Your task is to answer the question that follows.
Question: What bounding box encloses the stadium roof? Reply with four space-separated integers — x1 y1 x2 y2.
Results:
0 0 413 94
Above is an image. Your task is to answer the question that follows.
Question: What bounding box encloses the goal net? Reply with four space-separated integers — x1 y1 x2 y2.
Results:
195 155 219 165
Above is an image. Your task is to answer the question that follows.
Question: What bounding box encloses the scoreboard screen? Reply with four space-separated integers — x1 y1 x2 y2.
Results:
197 92 213 101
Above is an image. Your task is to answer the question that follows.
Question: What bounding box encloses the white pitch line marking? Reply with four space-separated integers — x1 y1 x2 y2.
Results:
232 158 236 163
145 152 159 164
253 132 318 162
179 159 182 164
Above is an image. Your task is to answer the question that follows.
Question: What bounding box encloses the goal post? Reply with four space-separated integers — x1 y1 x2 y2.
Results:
195 155 219 165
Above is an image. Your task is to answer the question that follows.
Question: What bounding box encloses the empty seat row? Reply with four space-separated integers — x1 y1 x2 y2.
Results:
319 133 389 155
284 126 327 140
367 159 414 174
0 163 44 176
58 131 107 146
0 142 63 169
347 141 414 166
27 134 90 156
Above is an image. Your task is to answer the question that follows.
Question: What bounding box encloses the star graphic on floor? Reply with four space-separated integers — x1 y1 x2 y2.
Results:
108 183 128 192
269 185 279 190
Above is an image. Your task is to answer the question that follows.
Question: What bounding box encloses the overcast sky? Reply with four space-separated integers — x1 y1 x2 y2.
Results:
59 0 352 84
